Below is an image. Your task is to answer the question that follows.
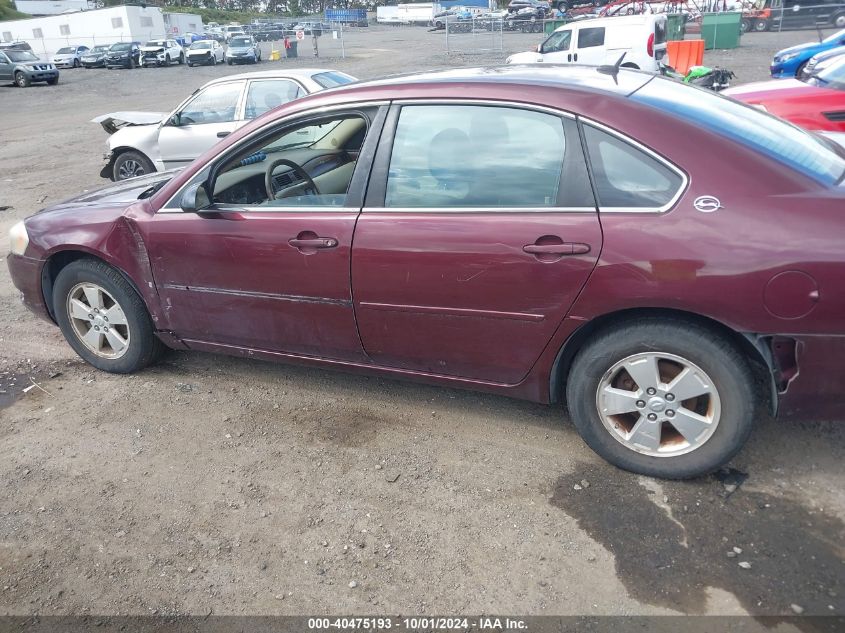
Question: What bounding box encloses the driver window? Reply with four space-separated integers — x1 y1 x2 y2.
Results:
542 30 571 53
177 81 244 126
210 112 369 208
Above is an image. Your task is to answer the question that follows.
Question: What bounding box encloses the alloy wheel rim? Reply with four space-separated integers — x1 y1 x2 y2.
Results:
595 352 721 457
67 283 130 359
118 159 144 179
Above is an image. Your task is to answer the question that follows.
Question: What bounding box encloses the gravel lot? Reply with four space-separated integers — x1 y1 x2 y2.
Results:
0 24 843 623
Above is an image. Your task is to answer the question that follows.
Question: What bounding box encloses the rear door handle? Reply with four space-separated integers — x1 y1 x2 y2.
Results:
523 243 590 255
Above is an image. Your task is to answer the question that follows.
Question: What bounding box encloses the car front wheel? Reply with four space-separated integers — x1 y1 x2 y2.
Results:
566 319 755 479
53 259 165 373
15 71 31 87
113 150 154 181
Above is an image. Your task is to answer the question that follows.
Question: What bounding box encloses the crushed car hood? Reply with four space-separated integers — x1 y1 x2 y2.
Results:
39 169 181 214
91 111 167 134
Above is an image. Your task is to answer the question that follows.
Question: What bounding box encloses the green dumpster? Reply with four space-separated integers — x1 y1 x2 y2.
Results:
543 19 569 35
700 12 742 50
666 13 686 41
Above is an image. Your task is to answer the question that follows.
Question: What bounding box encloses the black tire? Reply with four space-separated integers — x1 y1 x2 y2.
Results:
754 18 769 32
112 150 155 181
178 52 185 64
14 71 30 87
73 58 79 68
833 12 845 28
565 319 756 479
795 61 807 78
129 57 135 69
47 76 59 85
187 62 193 67
740 18 751 33
53 259 165 374
227 59 233 65
165 54 171 66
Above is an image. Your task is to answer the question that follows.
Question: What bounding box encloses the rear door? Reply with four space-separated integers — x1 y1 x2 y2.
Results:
0 52 11 82
574 25 606 65
351 102 602 384
157 79 246 169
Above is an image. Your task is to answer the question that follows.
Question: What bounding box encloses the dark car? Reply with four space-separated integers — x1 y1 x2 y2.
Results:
769 0 845 31
0 48 59 87
105 41 142 69
80 44 113 68
507 0 551 15
7 67 845 479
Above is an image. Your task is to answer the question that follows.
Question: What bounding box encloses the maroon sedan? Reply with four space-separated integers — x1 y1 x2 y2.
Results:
7 67 845 478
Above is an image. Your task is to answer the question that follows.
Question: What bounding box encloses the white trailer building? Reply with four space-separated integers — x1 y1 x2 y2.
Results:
13 1 95 16
162 12 203 38
0 5 167 58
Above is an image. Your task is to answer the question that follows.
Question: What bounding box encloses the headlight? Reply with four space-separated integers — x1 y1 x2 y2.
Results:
780 52 800 62
9 220 29 256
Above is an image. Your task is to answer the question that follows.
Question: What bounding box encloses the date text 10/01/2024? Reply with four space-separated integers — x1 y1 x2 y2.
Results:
307 618 529 630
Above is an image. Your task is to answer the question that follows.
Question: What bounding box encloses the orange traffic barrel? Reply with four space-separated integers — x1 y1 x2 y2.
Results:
667 39 705 75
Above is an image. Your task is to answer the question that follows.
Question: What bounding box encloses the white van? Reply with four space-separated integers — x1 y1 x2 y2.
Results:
506 14 668 72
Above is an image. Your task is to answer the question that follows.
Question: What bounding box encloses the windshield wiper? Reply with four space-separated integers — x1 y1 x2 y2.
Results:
138 179 169 199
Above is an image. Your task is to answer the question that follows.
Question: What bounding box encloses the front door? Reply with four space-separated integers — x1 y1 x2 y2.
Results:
157 79 246 170
0 52 11 82
142 106 386 362
540 28 573 62
352 103 602 384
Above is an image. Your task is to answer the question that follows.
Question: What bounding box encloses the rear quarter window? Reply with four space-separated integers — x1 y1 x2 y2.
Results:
654 19 666 45
633 78 845 186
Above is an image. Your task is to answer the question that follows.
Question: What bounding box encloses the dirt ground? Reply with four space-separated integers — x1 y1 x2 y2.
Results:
0 24 843 623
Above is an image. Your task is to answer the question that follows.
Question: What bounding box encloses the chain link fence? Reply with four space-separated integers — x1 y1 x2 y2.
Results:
445 16 504 54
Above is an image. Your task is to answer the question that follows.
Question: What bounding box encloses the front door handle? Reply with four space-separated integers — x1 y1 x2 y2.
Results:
289 237 338 249
523 243 591 255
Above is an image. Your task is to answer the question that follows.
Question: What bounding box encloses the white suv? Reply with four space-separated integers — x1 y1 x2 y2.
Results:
139 39 184 67
507 14 668 72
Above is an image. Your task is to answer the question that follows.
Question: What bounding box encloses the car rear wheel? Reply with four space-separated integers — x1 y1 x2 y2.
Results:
53 259 165 373
834 13 845 28
165 54 171 65
754 18 769 31
113 150 154 181
740 18 751 33
14 71 30 87
178 52 185 64
565 319 755 479
73 58 79 68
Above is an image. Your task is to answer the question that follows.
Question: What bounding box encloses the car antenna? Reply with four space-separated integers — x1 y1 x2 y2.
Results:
597 52 626 84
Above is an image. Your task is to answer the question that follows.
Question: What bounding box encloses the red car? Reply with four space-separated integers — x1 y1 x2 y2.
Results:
7 67 845 478
724 54 845 132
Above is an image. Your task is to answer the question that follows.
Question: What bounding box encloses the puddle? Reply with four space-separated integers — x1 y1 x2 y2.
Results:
551 462 844 627
0 371 31 410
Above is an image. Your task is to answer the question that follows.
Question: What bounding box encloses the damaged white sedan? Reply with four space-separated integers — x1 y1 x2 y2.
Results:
93 68 358 181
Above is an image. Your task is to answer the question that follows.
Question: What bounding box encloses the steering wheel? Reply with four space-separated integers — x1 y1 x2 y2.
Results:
265 158 320 201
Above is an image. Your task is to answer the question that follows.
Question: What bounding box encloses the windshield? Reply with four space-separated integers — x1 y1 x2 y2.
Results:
230 37 251 47
823 28 845 44
56 47 74 54
311 71 356 88
810 55 845 90
632 77 845 186
91 45 110 53
190 41 212 49
7 50 38 62
146 40 166 47
111 43 132 51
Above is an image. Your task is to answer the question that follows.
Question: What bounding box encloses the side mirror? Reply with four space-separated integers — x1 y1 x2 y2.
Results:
180 182 210 213
167 112 181 127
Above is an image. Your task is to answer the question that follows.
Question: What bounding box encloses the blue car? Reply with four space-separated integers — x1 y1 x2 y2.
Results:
771 28 845 78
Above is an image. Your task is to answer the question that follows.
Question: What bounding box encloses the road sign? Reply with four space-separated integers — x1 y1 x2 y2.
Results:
295 30 305 41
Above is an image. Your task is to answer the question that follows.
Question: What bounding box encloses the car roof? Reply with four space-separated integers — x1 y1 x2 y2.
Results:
559 13 664 29
345 65 652 98
203 68 336 85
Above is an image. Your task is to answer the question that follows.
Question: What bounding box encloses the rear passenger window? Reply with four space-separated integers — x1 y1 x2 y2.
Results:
654 20 666 45
578 27 605 49
583 124 684 210
385 105 566 208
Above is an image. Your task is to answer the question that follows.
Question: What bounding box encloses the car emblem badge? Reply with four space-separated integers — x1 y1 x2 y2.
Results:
694 196 723 213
